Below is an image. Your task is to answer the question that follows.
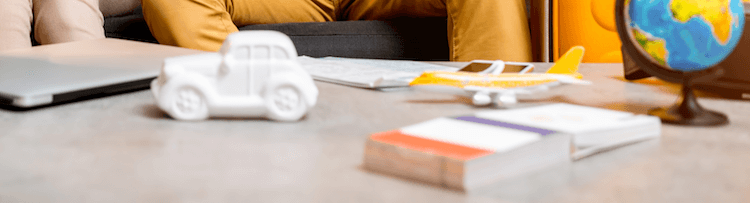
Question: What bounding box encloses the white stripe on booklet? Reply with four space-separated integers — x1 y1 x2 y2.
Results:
400 117 541 153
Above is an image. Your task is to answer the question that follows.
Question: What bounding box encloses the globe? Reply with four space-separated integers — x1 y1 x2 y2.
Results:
616 0 746 126
625 0 745 72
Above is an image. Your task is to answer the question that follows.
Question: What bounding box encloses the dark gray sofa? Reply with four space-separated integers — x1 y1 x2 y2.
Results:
104 8 450 61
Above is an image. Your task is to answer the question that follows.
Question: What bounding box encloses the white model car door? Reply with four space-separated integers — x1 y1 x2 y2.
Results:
249 45 271 96
218 45 250 96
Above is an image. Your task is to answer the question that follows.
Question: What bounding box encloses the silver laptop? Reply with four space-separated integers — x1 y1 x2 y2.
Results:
0 38 204 108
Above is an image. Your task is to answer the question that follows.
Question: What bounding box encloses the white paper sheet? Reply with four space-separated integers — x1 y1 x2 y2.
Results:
297 56 455 89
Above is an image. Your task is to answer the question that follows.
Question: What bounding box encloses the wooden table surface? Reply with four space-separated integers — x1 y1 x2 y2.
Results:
1 63 749 202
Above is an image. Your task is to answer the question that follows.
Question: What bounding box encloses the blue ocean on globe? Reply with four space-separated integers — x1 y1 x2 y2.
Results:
627 0 745 72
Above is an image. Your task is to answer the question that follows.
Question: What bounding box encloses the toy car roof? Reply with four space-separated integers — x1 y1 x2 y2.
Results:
220 31 298 57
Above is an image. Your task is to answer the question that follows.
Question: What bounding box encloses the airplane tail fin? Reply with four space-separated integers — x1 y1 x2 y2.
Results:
546 46 585 75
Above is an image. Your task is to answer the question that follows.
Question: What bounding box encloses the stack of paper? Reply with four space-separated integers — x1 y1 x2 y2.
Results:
363 103 661 191
475 103 661 160
364 116 572 191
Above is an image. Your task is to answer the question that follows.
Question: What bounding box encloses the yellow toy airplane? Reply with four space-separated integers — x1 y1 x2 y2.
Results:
409 46 589 106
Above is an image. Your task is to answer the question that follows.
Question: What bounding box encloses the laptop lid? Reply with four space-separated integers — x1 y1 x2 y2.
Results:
0 38 204 108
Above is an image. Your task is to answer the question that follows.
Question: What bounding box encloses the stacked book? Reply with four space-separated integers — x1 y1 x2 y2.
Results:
476 103 662 160
363 103 660 191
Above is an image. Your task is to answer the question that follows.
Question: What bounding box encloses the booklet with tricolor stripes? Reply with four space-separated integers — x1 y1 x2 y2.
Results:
364 103 660 191
364 115 572 191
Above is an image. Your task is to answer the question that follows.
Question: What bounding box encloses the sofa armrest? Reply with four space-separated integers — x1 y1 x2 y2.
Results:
104 7 158 43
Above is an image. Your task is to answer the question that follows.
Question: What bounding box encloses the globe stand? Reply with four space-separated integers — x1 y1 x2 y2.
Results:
648 69 728 126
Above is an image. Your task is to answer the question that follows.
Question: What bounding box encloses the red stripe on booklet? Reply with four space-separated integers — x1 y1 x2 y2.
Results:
370 130 494 161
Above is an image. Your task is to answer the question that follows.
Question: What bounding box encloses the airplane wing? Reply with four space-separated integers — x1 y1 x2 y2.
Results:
546 74 592 85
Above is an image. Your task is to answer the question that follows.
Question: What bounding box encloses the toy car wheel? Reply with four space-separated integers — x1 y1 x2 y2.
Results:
169 86 209 120
267 84 307 121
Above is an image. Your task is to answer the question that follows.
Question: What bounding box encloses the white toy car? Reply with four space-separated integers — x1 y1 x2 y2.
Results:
151 31 318 121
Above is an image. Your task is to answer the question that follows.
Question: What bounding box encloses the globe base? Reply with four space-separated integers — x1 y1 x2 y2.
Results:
648 107 728 126
648 81 729 126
